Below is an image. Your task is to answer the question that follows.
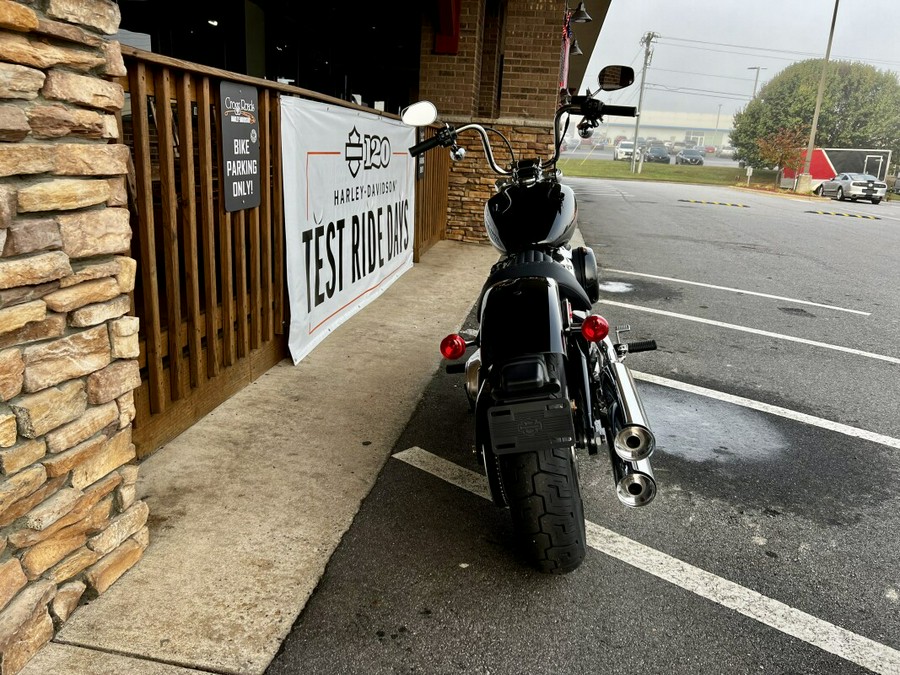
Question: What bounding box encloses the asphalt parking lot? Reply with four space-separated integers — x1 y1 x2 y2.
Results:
269 178 900 675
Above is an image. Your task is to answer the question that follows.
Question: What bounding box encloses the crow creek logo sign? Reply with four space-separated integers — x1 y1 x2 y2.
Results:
219 82 260 212
280 97 416 365
344 126 392 177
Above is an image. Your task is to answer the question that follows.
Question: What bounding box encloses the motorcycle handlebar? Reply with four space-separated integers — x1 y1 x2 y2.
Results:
563 99 637 119
408 133 444 157
601 105 638 118
550 100 639 164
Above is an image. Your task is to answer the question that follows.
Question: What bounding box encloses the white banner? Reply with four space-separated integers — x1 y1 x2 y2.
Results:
281 98 416 364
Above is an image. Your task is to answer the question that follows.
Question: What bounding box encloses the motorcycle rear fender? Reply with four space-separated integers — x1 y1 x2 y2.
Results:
476 277 576 505
479 276 566 367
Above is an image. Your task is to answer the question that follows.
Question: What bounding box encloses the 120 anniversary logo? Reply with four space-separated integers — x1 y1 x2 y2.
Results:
299 125 410 314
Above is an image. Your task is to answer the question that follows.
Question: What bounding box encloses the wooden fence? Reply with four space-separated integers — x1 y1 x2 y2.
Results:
414 127 449 260
119 48 448 457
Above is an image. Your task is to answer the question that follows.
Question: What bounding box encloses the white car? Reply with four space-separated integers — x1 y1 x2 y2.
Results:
817 173 887 204
613 141 634 161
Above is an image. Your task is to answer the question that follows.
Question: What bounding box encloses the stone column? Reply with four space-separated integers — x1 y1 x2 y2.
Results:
0 1 147 673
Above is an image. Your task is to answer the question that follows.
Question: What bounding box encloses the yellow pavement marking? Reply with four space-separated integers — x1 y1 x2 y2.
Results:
678 199 749 208
805 211 879 220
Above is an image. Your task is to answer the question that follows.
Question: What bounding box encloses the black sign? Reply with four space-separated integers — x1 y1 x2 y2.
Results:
416 128 425 178
220 82 261 212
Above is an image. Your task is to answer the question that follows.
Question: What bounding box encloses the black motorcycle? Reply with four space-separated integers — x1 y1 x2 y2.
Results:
402 65 658 574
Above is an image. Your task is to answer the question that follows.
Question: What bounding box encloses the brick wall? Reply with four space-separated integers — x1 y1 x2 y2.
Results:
476 0 503 118
0 1 147 672
499 0 560 120
420 0 565 242
419 0 487 117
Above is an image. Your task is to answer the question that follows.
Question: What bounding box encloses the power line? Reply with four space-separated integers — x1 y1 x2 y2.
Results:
646 83 751 98
627 46 643 68
655 41 799 62
659 36 900 69
615 86 640 106
661 36 823 58
649 67 756 82
644 83 750 101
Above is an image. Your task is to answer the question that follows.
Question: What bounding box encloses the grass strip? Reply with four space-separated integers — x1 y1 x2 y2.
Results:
558 157 780 188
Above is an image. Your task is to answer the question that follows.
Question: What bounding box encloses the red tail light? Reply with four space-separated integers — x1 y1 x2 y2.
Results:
580 315 609 342
440 334 467 360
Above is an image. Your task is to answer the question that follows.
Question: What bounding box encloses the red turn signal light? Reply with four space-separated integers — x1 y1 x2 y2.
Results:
580 315 610 342
440 334 467 360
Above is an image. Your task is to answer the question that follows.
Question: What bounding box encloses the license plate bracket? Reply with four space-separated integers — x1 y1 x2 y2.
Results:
487 398 576 455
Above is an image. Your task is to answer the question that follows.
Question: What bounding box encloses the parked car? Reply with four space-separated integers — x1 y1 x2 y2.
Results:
670 141 686 155
716 146 735 158
704 145 716 154
613 140 634 161
675 148 705 165
560 137 579 152
643 146 670 163
817 173 887 204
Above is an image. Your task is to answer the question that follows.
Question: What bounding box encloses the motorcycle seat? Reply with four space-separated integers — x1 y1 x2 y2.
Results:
478 250 593 315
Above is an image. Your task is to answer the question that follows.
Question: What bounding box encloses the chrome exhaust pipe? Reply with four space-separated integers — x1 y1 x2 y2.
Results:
609 360 655 462
465 348 481 403
600 339 657 507
612 457 657 507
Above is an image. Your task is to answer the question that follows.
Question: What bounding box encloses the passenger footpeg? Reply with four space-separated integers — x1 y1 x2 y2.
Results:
615 339 657 356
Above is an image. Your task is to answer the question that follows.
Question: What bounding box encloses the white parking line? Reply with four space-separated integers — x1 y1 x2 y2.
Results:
603 269 870 316
631 371 900 450
394 446 900 675
597 300 900 366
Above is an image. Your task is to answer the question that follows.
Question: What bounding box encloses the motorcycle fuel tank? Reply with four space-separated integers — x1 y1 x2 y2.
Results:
484 182 576 254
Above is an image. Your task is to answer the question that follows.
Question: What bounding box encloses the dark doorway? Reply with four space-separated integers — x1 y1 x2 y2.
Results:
118 0 423 114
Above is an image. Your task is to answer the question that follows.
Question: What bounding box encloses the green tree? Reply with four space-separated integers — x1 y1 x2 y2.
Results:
731 59 900 169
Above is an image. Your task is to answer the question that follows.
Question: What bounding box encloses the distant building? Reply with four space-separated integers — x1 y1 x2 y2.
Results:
603 109 732 148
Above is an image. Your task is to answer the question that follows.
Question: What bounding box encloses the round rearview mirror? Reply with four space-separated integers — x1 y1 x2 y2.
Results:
597 65 635 92
400 101 438 127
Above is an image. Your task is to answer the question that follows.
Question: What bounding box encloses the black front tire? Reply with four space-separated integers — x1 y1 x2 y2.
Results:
499 446 586 574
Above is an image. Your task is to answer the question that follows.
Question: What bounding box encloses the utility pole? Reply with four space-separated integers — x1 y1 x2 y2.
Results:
799 0 840 192
631 31 658 173
714 103 722 148
747 66 766 97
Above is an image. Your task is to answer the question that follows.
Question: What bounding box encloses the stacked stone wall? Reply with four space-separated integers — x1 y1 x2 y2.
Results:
0 1 146 672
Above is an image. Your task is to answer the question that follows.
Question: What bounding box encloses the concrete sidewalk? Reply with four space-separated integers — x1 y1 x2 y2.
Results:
21 240 499 675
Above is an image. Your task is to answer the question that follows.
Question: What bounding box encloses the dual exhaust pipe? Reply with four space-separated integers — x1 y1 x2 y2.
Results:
607 357 657 508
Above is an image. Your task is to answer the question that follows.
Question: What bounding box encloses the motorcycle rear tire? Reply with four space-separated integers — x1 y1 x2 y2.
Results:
499 446 586 574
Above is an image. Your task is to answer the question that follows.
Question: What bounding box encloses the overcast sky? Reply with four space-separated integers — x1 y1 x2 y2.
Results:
579 0 900 124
